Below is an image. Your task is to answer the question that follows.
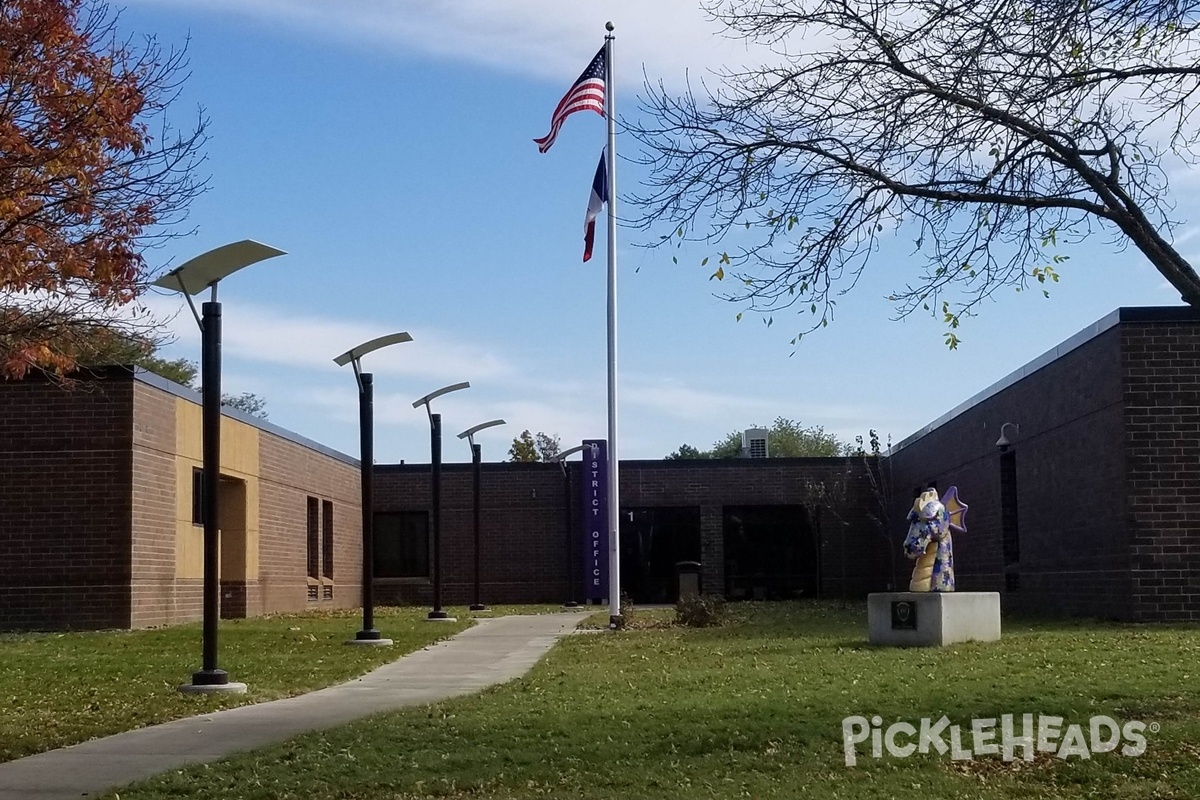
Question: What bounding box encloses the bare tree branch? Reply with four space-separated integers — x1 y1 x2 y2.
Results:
628 0 1200 345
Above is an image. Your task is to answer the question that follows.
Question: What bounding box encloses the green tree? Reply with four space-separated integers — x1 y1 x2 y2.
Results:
508 430 562 462
665 443 710 460
534 432 561 461
222 391 268 419
508 430 539 462
632 0 1200 348
72 328 268 419
713 417 847 458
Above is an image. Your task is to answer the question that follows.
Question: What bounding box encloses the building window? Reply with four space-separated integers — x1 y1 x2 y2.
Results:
307 496 320 580
322 500 334 580
1000 450 1020 589
192 468 205 525
374 511 430 578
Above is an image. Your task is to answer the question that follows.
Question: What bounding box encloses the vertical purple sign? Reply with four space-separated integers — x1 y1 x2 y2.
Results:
581 439 609 601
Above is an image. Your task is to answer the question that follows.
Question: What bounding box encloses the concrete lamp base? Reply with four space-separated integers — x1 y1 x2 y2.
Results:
425 615 459 622
868 591 1001 647
179 681 248 695
469 604 489 612
346 637 394 647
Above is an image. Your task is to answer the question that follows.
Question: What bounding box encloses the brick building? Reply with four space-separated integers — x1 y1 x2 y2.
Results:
373 458 881 608
374 307 1200 621
0 367 361 630
3 306 1199 630
886 306 1200 621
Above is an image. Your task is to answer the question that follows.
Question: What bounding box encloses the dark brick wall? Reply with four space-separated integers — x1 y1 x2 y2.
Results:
888 326 1131 618
0 372 134 630
1123 320 1200 621
373 458 880 606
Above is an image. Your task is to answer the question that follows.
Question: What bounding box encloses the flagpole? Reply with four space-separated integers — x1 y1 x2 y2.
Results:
603 21 621 628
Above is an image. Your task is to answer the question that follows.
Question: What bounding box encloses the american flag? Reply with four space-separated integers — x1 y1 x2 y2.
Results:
533 46 606 153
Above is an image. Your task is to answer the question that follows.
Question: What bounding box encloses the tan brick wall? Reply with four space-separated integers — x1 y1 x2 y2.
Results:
258 435 362 614
130 380 180 627
0 370 361 630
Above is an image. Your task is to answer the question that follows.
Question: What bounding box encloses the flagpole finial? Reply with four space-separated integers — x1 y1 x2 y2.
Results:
605 21 614 32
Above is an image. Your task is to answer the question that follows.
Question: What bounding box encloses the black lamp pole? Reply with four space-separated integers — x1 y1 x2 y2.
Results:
193 300 228 686
335 332 411 646
469 443 487 611
355 372 383 640
429 412 447 619
154 240 286 694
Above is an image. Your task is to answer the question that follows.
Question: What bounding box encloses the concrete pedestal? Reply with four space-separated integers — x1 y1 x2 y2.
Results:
868 591 1001 647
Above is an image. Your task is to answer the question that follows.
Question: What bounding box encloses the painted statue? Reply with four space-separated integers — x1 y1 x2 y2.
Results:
904 486 968 592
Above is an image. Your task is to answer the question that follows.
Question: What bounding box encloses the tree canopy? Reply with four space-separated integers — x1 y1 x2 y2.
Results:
0 0 206 377
73 328 268 418
632 0 1200 347
507 430 562 462
666 416 847 458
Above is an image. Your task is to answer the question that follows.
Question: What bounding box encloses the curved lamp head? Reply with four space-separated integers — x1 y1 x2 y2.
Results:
457 419 507 440
152 240 287 296
412 381 470 410
549 445 586 463
457 419 506 448
412 381 470 424
334 332 413 367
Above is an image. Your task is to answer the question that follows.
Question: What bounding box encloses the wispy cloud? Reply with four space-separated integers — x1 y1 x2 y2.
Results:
143 294 514 382
126 0 755 89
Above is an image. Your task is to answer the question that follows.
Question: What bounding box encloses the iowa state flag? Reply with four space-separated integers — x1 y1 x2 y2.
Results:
583 151 607 262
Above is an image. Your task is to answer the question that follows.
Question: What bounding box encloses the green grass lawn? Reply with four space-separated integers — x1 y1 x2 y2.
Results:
0 604 522 762
110 601 1200 800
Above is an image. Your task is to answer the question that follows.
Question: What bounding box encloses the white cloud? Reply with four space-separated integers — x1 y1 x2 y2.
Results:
126 0 758 89
143 293 514 382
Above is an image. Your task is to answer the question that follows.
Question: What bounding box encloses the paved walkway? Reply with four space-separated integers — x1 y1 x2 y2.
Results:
0 612 591 799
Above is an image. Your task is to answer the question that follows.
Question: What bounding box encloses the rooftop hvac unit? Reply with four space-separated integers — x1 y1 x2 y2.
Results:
742 428 768 458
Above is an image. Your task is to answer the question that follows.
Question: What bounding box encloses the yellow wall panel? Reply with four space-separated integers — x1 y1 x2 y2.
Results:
172 398 261 581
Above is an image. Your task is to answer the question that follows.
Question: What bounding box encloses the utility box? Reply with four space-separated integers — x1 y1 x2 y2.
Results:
676 561 702 600
742 428 768 458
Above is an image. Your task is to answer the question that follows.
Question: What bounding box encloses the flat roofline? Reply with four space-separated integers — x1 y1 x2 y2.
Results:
375 456 865 471
133 367 359 467
891 305 1200 454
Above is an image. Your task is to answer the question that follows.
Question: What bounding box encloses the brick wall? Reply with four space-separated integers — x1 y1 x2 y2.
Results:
0 370 362 630
888 325 1132 618
0 372 134 630
1123 319 1200 621
374 457 879 606
129 379 180 627
258 434 362 615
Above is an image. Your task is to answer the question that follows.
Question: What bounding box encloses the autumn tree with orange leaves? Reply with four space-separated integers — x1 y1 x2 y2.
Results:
0 0 206 378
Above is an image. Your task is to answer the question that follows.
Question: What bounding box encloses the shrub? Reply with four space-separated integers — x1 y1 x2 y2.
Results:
675 594 728 627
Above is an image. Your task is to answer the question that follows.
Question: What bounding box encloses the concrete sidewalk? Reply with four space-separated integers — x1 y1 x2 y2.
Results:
0 612 590 799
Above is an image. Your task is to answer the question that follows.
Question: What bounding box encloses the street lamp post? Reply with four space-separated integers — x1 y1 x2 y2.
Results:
334 333 413 646
457 419 506 612
152 240 286 694
412 382 470 620
550 445 585 608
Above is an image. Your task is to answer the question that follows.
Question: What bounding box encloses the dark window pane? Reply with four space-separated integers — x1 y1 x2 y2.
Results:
192 468 204 525
307 497 320 579
322 500 334 579
374 511 430 578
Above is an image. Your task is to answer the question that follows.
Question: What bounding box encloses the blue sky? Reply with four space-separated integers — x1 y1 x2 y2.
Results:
121 0 1189 464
